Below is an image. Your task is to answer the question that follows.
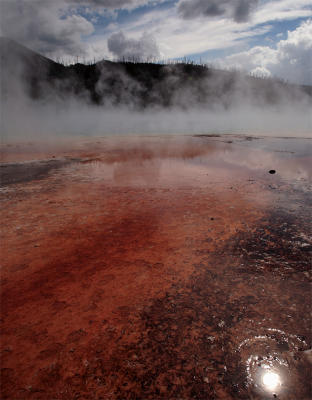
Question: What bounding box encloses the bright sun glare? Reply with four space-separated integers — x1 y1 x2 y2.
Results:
262 371 281 391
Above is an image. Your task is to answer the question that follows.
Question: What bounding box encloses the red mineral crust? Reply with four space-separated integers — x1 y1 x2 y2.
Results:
0 135 311 399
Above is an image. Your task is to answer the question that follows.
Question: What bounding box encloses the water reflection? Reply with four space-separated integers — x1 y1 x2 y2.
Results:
236 329 310 399
113 159 161 185
71 136 311 192
262 371 281 391
247 353 286 397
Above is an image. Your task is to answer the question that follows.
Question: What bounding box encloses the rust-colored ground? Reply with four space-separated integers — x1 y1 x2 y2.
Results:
1 135 311 399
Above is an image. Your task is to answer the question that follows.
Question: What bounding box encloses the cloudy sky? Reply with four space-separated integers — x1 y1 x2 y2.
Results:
1 0 312 84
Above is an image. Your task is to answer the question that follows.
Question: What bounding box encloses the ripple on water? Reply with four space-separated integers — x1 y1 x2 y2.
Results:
228 328 311 399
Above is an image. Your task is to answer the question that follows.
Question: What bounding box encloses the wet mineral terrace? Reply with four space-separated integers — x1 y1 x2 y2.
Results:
0 134 311 400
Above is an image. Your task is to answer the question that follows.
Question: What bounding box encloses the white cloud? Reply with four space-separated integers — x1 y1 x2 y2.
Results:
91 6 273 60
0 0 164 60
253 0 312 25
217 19 312 84
85 0 312 62
1 0 312 78
0 0 94 59
66 0 160 11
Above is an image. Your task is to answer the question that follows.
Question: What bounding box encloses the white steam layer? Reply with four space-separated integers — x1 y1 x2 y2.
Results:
2 97 311 142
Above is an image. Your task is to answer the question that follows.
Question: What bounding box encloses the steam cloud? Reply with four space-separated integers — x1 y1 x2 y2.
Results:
0 37 311 142
177 0 259 22
108 32 160 61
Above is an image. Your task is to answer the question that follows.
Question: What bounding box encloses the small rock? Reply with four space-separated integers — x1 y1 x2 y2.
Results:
203 377 209 383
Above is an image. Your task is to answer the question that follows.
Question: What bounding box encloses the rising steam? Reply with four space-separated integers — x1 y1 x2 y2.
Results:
0 37 311 142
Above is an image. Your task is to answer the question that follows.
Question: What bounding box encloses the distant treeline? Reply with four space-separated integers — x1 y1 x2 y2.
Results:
1 37 312 109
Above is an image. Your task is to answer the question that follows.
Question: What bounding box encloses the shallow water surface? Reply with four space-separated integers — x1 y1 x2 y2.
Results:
1 135 311 399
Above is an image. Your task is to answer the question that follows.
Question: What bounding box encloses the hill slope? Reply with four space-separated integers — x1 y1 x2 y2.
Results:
1 37 311 109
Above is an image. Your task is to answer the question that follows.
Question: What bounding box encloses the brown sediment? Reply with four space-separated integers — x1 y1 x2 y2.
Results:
0 135 311 399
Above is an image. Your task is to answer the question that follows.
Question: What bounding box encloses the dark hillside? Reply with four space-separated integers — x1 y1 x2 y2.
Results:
0 37 68 99
1 37 311 109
